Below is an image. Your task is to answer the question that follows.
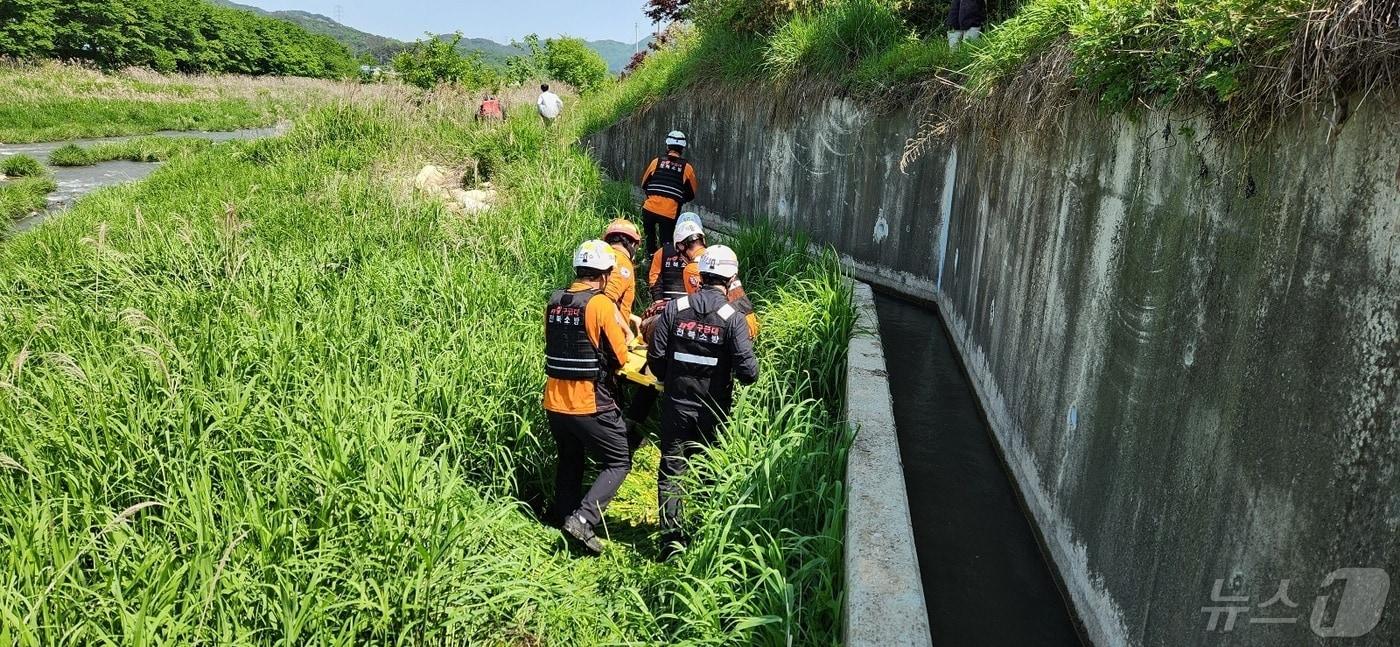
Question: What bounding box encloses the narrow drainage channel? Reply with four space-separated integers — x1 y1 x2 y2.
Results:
874 292 1084 646
2 124 287 233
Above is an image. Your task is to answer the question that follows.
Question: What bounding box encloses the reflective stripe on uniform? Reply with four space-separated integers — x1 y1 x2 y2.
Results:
546 355 598 363
676 296 690 311
663 290 687 298
646 185 687 199
717 304 735 321
674 352 718 366
547 364 600 374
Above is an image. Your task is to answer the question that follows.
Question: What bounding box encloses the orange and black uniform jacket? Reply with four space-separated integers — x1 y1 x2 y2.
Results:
604 246 637 316
543 284 630 415
640 151 698 219
684 270 760 339
649 242 701 302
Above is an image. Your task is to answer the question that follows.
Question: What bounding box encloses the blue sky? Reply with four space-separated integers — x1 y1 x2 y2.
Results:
236 0 655 44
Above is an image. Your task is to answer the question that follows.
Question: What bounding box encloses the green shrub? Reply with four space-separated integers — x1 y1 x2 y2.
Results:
1069 0 1303 106
0 155 45 178
543 37 611 91
393 33 501 90
47 143 94 167
0 175 56 220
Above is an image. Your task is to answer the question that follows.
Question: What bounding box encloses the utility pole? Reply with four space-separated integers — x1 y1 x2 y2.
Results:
333 4 344 23
634 23 639 51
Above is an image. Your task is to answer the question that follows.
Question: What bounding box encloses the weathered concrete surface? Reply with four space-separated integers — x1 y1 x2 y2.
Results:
844 282 933 647
587 90 1400 645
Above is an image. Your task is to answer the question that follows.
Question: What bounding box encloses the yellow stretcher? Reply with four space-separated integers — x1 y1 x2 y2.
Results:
619 335 662 391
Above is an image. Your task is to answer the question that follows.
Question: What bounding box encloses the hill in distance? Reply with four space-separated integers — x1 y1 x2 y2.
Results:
209 0 651 72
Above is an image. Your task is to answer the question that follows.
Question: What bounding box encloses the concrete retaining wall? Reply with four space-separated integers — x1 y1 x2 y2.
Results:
587 90 1400 645
843 281 933 647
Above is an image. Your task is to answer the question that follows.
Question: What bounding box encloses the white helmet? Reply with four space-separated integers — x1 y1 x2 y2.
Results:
677 211 702 229
573 240 616 271
697 245 739 279
665 130 687 148
672 220 704 246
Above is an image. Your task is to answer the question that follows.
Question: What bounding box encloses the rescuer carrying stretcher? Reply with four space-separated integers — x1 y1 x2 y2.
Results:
543 240 634 554
602 218 643 341
649 245 759 555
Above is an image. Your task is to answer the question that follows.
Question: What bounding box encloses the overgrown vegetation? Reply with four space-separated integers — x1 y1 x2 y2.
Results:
0 0 355 77
0 74 853 643
0 61 341 143
608 0 1397 130
392 32 611 92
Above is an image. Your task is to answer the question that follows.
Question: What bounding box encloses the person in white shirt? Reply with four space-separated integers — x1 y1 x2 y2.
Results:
537 84 564 127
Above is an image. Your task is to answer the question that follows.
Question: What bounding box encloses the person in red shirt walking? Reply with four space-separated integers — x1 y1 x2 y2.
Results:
476 94 505 122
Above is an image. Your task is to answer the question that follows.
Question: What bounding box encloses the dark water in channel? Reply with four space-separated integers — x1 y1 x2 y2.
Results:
874 292 1084 647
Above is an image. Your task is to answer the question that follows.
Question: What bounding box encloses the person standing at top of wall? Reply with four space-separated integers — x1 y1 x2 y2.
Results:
947 0 985 47
543 240 633 554
537 84 564 127
639 130 698 256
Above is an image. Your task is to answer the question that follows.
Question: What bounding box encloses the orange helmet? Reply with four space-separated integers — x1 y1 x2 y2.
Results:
604 218 641 243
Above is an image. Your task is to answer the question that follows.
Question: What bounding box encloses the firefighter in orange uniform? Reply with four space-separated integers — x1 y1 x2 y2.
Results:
639 130 699 255
544 240 633 554
602 218 642 330
647 213 706 304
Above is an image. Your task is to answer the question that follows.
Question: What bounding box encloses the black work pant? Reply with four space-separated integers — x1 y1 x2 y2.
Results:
643 209 676 257
626 385 660 429
657 399 724 533
947 0 985 29
548 408 631 528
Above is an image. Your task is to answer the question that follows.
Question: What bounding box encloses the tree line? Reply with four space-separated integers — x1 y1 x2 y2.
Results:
394 33 609 91
0 0 356 78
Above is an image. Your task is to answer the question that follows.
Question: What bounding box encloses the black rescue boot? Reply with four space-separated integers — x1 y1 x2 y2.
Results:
658 531 687 561
563 514 604 554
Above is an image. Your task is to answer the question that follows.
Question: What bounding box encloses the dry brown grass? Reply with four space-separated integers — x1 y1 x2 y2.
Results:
1264 0 1400 132
0 59 346 104
902 39 1080 169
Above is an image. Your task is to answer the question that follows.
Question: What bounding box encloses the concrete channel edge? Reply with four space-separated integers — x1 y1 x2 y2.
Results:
842 282 934 647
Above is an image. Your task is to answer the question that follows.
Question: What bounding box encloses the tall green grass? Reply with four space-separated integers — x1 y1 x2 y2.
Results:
764 0 907 78
1 155 46 178
0 84 854 643
0 156 57 221
47 137 213 167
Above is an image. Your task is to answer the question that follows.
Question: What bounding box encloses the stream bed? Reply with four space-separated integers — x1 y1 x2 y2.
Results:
1 125 285 232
